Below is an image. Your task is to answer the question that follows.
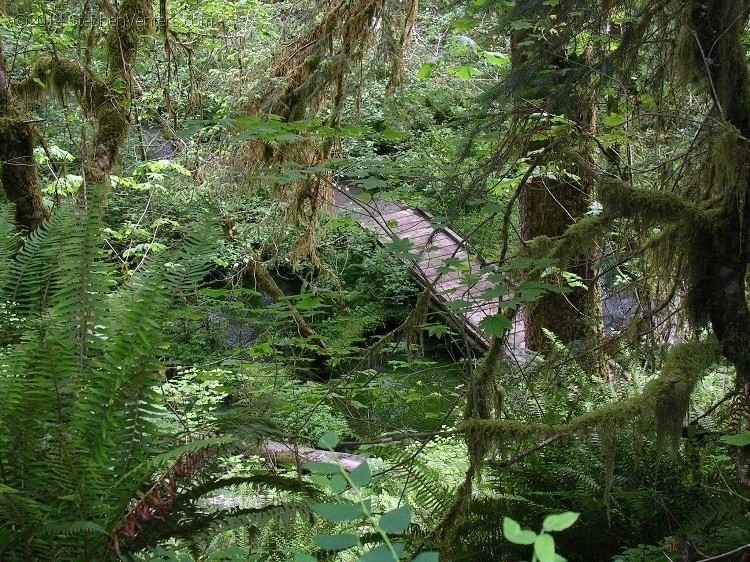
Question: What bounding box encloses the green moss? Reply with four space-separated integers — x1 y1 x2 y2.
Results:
599 177 703 225
459 339 721 454
0 117 49 230
90 102 130 180
556 215 607 259
523 235 554 258
653 339 721 453
106 0 154 72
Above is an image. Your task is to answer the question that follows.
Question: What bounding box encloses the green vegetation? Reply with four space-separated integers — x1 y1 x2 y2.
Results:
0 0 748 560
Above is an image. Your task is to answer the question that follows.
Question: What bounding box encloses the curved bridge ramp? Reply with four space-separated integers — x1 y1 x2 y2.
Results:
334 189 525 355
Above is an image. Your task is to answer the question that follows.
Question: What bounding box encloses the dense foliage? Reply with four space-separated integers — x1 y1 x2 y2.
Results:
0 0 748 560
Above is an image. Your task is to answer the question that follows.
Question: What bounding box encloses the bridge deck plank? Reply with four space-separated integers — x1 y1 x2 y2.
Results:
340 192 525 353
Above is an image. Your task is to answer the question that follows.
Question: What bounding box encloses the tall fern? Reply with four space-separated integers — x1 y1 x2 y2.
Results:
0 200 220 560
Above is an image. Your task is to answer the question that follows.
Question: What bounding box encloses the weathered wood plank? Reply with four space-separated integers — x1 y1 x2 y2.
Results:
338 188 526 353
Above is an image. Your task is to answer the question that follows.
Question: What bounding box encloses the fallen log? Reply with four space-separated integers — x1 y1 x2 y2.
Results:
259 441 365 472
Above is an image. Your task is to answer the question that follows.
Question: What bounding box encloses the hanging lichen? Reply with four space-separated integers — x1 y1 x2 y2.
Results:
241 0 420 262
361 288 431 362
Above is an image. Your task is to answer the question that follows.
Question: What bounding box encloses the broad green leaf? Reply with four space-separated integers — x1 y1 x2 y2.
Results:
329 473 348 494
482 51 509 67
479 315 512 338
534 534 556 562
294 554 318 562
313 533 359 551
381 129 408 141
417 62 435 79
502 517 537 545
450 17 477 31
349 461 372 488
378 505 411 534
309 474 331 490
303 462 341 475
720 432 750 446
411 553 439 562
602 112 626 128
318 431 339 450
542 512 580 532
509 19 533 30
447 66 482 80
311 502 366 522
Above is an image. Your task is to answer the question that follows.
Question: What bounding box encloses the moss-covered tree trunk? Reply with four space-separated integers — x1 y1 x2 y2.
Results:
512 36 604 366
0 38 49 232
682 0 750 384
1 0 152 226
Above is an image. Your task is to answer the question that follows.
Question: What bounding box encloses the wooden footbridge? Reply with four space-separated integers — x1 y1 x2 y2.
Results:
333 187 525 355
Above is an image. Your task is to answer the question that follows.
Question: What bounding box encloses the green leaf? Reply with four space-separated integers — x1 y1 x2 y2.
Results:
381 129 409 141
720 432 750 446
311 502 366 522
379 505 411 534
479 315 512 338
534 534 556 562
384 236 416 261
303 462 341 475
502 517 537 545
509 19 533 30
318 431 339 449
349 461 372 488
542 512 580 532
417 62 435 79
294 554 317 562
482 51 509 67
411 553 439 562
313 533 359 551
447 66 482 80
329 473 348 494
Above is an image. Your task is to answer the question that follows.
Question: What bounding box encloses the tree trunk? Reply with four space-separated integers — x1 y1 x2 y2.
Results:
0 38 49 232
512 37 604 368
685 0 750 386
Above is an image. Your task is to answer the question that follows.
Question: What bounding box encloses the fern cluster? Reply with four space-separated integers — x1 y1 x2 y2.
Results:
0 200 218 559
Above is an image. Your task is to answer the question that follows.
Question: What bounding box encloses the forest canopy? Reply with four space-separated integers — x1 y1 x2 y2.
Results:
0 0 748 560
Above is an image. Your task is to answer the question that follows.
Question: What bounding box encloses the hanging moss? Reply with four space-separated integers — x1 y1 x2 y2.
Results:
403 288 430 351
14 57 104 107
599 424 617 515
463 338 503 421
106 0 154 73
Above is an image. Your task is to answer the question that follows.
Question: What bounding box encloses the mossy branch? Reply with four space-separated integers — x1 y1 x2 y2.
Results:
14 57 105 106
244 257 327 350
460 339 722 453
599 177 705 225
